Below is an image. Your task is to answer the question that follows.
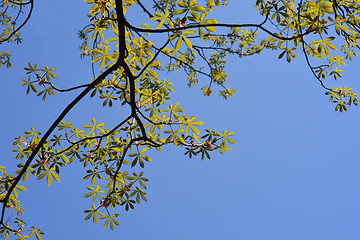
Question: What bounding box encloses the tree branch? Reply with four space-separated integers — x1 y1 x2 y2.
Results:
0 0 34 44
0 0 126 224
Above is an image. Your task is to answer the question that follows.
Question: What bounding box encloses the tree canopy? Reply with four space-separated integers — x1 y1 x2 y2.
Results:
1 0 360 238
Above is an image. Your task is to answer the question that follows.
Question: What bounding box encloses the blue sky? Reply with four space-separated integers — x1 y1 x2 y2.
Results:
1 1 360 239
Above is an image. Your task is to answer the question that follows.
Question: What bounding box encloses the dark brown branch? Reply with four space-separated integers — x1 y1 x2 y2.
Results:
125 20 314 41
122 62 147 138
0 0 34 44
43 82 91 92
135 0 154 18
8 0 32 5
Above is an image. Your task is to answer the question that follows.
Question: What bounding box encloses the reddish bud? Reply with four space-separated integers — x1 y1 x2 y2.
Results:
105 169 112 176
204 89 212 96
30 142 37 148
38 78 46 86
339 87 343 97
42 159 49 165
205 140 213 150
119 184 131 197
152 93 158 102
100 200 109 209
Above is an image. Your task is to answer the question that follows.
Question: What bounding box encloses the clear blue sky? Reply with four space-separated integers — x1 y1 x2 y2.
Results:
1 1 360 240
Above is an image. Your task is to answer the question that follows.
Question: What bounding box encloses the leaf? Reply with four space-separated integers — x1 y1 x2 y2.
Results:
23 168 29 182
60 154 69 164
278 50 286 59
30 83 37 93
192 5 205 12
15 185 27 191
338 24 349 32
37 172 47 180
35 230 42 240
174 9 187 15
189 10 200 20
183 30 196 35
51 171 60 182
326 42 337 50
83 192 93 198
189 0 196 7
204 26 216 32
46 172 52 186
286 52 291 62
199 27 204 38
183 35 193 50
156 19 165 29
139 148 147 154
175 35 182 51
177 0 186 8
202 19 218 24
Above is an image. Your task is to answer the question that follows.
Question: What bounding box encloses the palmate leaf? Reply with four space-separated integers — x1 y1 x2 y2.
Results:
37 87 57 102
20 76 37 94
100 214 120 230
36 168 60 186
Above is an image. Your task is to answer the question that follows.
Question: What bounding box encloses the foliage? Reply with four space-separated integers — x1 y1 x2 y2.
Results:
1 0 360 238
